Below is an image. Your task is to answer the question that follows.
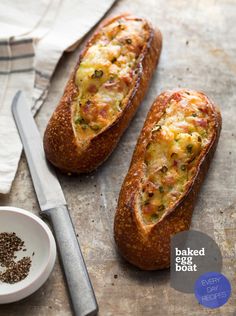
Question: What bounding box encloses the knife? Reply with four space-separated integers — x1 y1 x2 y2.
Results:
12 91 98 316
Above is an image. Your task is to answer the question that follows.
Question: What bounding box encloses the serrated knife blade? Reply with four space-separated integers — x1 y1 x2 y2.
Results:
12 91 66 211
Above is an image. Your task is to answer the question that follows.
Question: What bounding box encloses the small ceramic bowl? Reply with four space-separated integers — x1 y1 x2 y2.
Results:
0 206 57 304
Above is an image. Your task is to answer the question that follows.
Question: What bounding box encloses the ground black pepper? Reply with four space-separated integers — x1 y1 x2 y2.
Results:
0 232 32 284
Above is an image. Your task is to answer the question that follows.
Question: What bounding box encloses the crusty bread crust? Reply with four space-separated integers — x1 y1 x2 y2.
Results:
114 90 222 270
43 14 162 173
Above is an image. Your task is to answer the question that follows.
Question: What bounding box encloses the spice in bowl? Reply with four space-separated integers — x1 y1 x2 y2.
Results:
0 232 33 284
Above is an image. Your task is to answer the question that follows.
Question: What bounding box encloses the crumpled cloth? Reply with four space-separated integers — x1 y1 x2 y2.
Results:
0 0 116 194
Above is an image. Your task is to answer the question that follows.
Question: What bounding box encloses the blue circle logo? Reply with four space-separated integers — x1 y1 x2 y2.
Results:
194 272 231 308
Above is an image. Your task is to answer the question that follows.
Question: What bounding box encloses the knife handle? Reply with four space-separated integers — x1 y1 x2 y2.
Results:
41 205 98 316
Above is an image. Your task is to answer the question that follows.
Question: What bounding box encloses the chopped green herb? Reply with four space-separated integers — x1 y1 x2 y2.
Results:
126 38 132 44
189 156 196 163
92 69 103 79
192 113 197 117
151 214 159 221
161 166 168 173
159 186 164 193
146 143 151 150
74 117 84 124
157 204 165 212
152 124 162 132
81 124 88 130
171 152 177 158
116 102 122 112
109 76 115 82
117 21 125 30
186 144 193 153
181 165 187 171
90 124 101 131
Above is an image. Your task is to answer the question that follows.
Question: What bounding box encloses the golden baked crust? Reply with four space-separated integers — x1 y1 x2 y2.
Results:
114 89 222 270
43 14 162 173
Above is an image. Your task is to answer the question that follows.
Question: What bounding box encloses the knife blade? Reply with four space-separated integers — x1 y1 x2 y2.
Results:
12 91 98 316
12 92 66 211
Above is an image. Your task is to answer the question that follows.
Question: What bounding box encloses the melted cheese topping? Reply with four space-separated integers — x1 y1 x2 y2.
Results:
72 17 149 142
141 91 215 224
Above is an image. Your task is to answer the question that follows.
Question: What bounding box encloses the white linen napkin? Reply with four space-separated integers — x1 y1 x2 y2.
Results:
0 0 116 194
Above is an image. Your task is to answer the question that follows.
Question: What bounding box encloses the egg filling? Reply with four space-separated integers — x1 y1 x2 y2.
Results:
141 91 215 224
72 17 149 142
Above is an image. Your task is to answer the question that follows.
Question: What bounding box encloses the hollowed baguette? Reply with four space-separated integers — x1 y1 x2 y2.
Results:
114 89 222 270
43 14 162 173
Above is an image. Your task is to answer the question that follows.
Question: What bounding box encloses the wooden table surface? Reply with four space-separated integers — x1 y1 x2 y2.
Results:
0 0 236 315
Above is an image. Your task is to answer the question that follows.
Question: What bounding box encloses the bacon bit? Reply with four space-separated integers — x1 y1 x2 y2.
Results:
104 81 117 89
172 92 182 102
117 84 124 93
129 70 134 79
87 84 98 94
199 105 210 114
171 191 180 198
163 176 175 186
144 152 152 164
98 108 106 118
122 75 132 86
101 38 109 45
142 181 157 193
104 80 125 92
175 122 189 132
82 100 92 114
107 25 122 39
80 100 109 124
173 160 178 167
142 204 156 215
137 44 143 52
196 119 207 128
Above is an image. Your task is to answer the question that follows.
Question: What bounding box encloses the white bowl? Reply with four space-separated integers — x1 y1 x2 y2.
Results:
0 206 56 304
